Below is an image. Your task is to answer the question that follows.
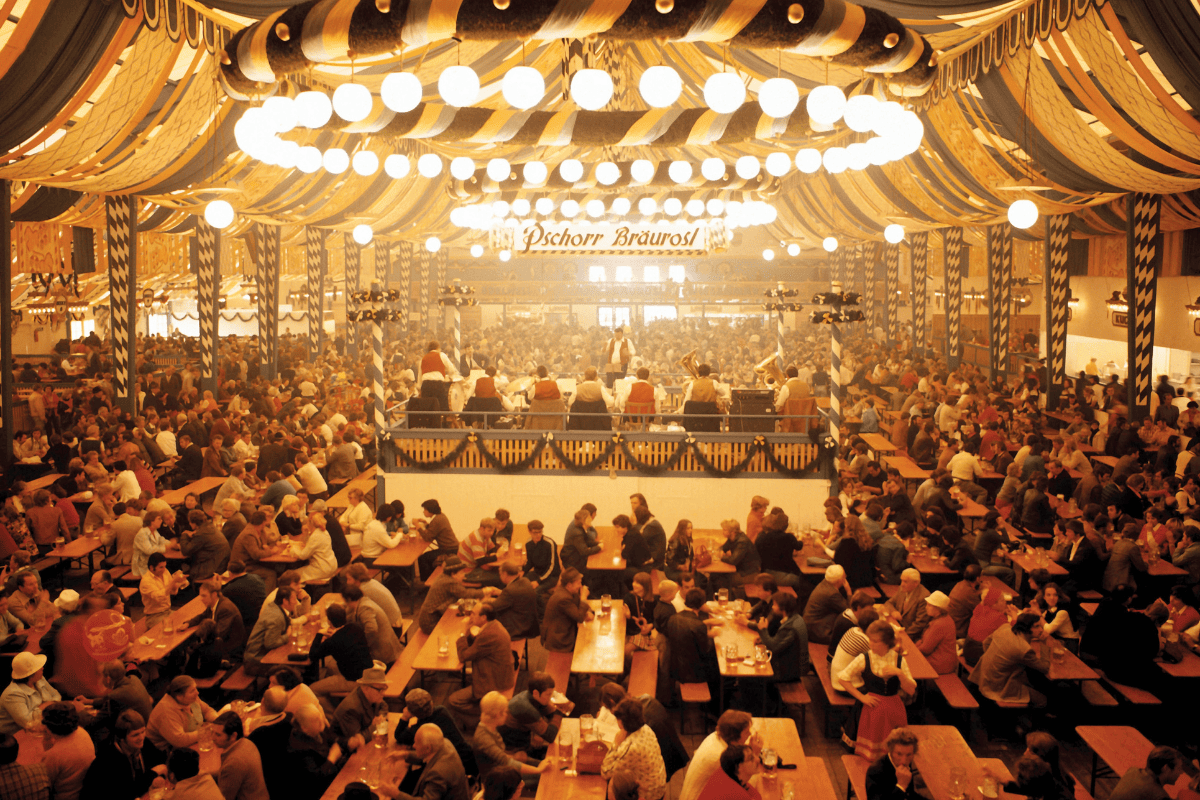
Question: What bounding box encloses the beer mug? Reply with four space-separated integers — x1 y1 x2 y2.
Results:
725 644 738 661
755 644 772 665
579 714 595 741
601 594 612 613
163 616 174 635
437 635 449 657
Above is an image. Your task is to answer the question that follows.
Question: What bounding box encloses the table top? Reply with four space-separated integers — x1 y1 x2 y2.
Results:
125 596 208 662
909 725 1014 800
908 553 957 575
1046 643 1099 681
861 433 898 453
412 607 472 671
159 476 227 506
1075 726 1153 780
1147 558 1187 577
319 713 404 800
895 629 938 681
372 535 431 569
587 526 626 571
45 535 104 560
707 602 776 679
695 534 736 573
956 495 990 518
1091 455 1119 468
261 593 344 665
535 719 608 800
572 599 625 675
1158 647 1200 678
24 473 64 491
885 455 930 480
1008 551 1068 576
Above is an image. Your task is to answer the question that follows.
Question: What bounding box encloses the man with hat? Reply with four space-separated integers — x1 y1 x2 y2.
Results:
395 689 477 780
914 590 957 675
334 661 389 752
416 556 497 636
0 651 61 733
376 723 470 800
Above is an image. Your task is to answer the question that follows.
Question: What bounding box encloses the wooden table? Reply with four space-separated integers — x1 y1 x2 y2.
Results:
861 433 897 457
1158 646 1200 678
909 725 1014 800
1076 725 1153 795
707 601 774 708
160 476 226 506
748 718 835 800
319 712 403 800
885 455 930 483
955 495 989 521
535 719 607 800
907 554 956 576
373 536 431 570
260 593 344 665
1091 455 1119 469
411 607 472 672
326 467 379 509
45 534 104 578
1007 550 1068 587
24 473 64 491
587 526 626 571
572 599 625 675
125 596 208 662
1147 558 1187 578
895 629 939 681
1045 643 1099 681
695 533 736 574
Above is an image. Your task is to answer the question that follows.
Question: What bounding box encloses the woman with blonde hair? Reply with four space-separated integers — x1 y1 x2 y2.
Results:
746 496 770 543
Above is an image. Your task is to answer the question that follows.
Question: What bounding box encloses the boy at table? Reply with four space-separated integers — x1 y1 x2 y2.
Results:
865 727 931 800
473 691 549 790
497 672 562 757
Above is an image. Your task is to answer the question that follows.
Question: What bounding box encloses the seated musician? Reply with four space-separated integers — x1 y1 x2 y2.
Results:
682 363 729 412
774 366 811 412
469 366 513 411
416 340 460 411
525 366 561 405
618 367 664 413
569 367 614 411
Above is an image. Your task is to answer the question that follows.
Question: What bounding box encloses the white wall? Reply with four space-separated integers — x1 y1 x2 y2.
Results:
380 472 832 539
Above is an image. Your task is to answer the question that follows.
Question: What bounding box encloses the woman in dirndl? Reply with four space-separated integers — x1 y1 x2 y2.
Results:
836 619 916 760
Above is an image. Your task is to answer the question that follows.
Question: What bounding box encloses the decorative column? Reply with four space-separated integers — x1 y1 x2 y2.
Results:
344 234 361 359
105 195 137 419
418 248 430 332
196 220 220 395
853 245 866 330
864 243 878 333
435 251 447 333
811 285 864 445
254 223 280 380
1045 215 1071 410
986 224 1014 379
910 232 929 358
944 227 965 369
764 285 800 371
831 250 844 286
440 282 478 375
397 241 412 331
884 242 900 345
0 180 12 482
306 227 325 360
1127 193 1162 422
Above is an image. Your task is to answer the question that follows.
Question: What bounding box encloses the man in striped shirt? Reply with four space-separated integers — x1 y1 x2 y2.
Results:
459 518 502 588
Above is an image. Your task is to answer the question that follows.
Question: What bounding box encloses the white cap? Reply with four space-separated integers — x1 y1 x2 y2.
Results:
825 564 845 583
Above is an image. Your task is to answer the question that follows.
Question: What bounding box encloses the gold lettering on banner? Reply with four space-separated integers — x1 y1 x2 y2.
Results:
520 222 707 254
1112 312 1128 328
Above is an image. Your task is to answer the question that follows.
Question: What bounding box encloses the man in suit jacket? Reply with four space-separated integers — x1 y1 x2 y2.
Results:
1058 520 1100 592
865 727 932 800
490 562 539 640
968 613 1051 706
666 588 720 703
448 603 514 731
881 568 932 639
380 724 470 800
540 569 592 652
187 580 247 659
1103 526 1148 593
803 565 851 644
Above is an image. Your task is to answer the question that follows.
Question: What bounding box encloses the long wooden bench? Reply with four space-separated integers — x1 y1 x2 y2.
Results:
384 627 430 704
1102 677 1161 705
842 754 871 800
1080 681 1118 707
934 674 980 710
220 666 256 694
808 642 855 737
778 682 811 730
544 652 573 697
628 650 658 697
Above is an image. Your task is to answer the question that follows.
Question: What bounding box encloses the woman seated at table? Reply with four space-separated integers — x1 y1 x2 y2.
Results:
599 698 667 800
1029 582 1078 644
829 516 876 590
358 506 405 567
664 519 695 582
623 571 655 659
131 511 170 578
697 744 762 800
336 488 373 549
139 553 188 630
915 591 957 675
836 619 917 761
293 516 338 583
275 495 305 539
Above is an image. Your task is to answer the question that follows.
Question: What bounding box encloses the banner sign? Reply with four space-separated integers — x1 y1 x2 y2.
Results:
518 222 709 255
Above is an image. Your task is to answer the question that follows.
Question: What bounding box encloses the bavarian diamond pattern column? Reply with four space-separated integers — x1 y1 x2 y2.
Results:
864 243 878 333
397 242 412 331
306 227 324 360
1045 215 1072 411
255 223 280 380
775 310 785 371
944 227 965 369
105 195 137 419
1127 193 1162 421
831 250 843 286
418 248 430 332
884 242 900 345
196 220 220 395
911 232 929 358
830 298 842 444
986 224 1014 379
435 251 447 333
372 305 385 433
854 245 866 329
344 234 361 359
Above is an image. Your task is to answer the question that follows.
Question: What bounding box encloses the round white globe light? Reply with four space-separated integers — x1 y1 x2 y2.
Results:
499 249 512 262
332 83 373 122
806 84 847 125
706 198 725 216
843 94 879 133
701 158 725 182
296 146 323 173
352 224 373 245
491 200 511 217
559 159 584 183
668 160 693 184
323 148 350 174
891 110 925 156
596 161 620 186
294 91 333 128
234 109 270 153
763 248 775 261
735 156 761 179
1008 199 1039 229
638 197 657 215
449 207 469 227
795 148 822 174
561 199 581 217
639 65 682 108
686 199 705 216
823 236 838 252
450 157 476 180
417 153 443 177
352 150 380 176
630 159 655 183
872 101 904 136
425 236 441 252
765 152 791 177
822 146 848 174
787 243 801 257
486 158 511 182
511 199 531 217
384 154 411 178
381 72 423 112
663 198 683 216
523 161 548 184
845 142 871 171
611 198 631 215
471 244 484 257
704 72 746 114
586 199 605 217
758 77 800 118
279 140 301 169
535 197 555 215
502 66 545 110
204 200 234 230
570 69 613 110
865 137 892 166
438 65 480 107
262 96 297 133
884 223 905 244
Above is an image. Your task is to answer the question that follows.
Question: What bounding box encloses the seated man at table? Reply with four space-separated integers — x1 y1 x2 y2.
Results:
280 704 346 800
881 568 932 639
342 584 401 667
1109 746 1190 800
678 709 757 800
865 727 931 800
448 601 515 732
473 691 548 790
186 578 247 661
490 560 539 640
242 586 298 676
969 612 1052 707
540 568 594 653
803 564 851 644
666 587 721 708
395 688 477 778
79 709 157 800
377 724 470 800
211 711 269 800
343 563 403 628
333 663 389 752
146 676 217 754
497 672 561 756
417 556 496 636
230 511 284 592
458 517 503 589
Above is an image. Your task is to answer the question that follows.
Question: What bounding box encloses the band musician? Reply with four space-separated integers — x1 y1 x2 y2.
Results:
601 327 636 388
417 340 461 410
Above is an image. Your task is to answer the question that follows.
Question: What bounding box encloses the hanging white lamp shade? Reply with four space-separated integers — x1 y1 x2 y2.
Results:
296 146 323 174
806 85 847 125
425 236 441 252
332 83 372 122
570 69 613 110
294 91 333 128
586 199 605 218
1008 199 1039 229
872 101 904 136
668 160 693 184
638 198 657 215
823 236 839 252
438 65 480 107
502 66 545 110
535 198 555 215
381 72 423 112
822 147 848 174
765 152 791 177
640 65 682 108
523 161 548 185
630 159 655 183
845 143 871 172
204 201 234 230
417 153 443 177
561 199 581 217
701 158 725 181
787 243 801 257
470 244 484 257
735 156 760 179
704 72 746 114
663 197 682 216
611 198 631 215
384 154 411 178
884 224 905 244
352 224 373 245
322 148 350 174
262 96 297 133
486 158 511 182
843 94 879 133
352 151 379 176
758 77 800 118
511 199 531 217
450 157 476 180
559 159 584 183
596 161 620 186
795 148 822 174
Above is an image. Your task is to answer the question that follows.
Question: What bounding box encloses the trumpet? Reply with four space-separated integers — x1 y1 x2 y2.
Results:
754 354 788 389
677 349 700 380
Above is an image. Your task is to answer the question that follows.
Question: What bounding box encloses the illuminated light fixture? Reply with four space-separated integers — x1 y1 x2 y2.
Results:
1007 199 1039 229
630 159 654 183
561 199 581 217
701 158 725 181
763 248 775 261
333 82 372 122
417 153 443 177
806 85 846 125
1105 291 1128 313
865 137 891 166
704 72 746 114
843 94 879 133
559 159 584 182
296 146 323 173
1184 297 1200 318
822 147 848 174
872 101 904 136
352 224 373 245
384 154 411 178
502 65 545 110
668 161 693 184
491 200 511 217
596 161 620 186
323 148 350 174
450 157 476 180
439 65 480 107
823 236 838 252
1067 291 1080 310
638 197 658 215
765 152 791 177
511 199 531 217
523 161 548 184
706 198 725 216
884 223 905 244
294 90 333 128
262 96 297 133
352 151 379 176
795 149 822 174
471 244 484 257
735 156 760 179
570 69 613 110
586 199 605 217
685 199 704 216
425 236 441 252
640 65 682 107
611 198 631 215
486 158 511 182
204 201 234 230
535 197 555 215
787 243 801 257
499 249 512 262
381 72 422 112
663 197 682 216
758 77 799 118
845 143 871 171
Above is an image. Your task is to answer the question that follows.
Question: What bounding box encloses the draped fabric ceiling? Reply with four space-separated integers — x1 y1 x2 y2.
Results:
2 0 1200 266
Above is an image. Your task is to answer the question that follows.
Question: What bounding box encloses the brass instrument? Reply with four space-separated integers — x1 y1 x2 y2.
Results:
677 349 700 380
754 354 788 390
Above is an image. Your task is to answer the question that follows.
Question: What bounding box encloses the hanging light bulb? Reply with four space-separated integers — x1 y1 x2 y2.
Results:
438 65 480 107
559 159 584 183
596 162 621 186
787 243 801 257
535 197 555 215
884 223 905 243
845 143 871 171
706 198 725 216
639 65 682 108
843 94 879 133
417 153 443 177
668 161 693 184
630 159 655 183
353 224 373 245
502 65 545 110
795 148 822 174
872 101 904 136
499 249 512 262
470 244 484 257
381 72 423 112
450 157 476 180
611 198 631 215
586 199 605 217
384 154 411 178
561 199 581 217
523 161 548 184
823 236 838 252
332 83 373 122
486 158 511 182
425 236 441 252
491 200 511 217
758 77 800 118
323 148 350 174
638 197 657 215
262 96 297 133
511 199 531 217
765 152 791 177
296 146 323 174
806 85 847 125
204 201 234 230
686 198 705 216
1008 199 1039 229
294 90 333 128
700 158 725 182
570 69 613 110
663 197 683 216
865 137 892 166
704 72 746 114
822 147 848 174
763 248 775 261
352 151 380 176
735 156 760 179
